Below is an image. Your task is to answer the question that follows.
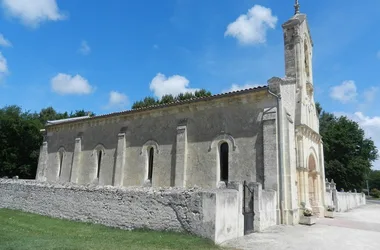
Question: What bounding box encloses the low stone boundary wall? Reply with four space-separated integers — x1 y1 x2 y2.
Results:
325 179 366 212
335 192 366 212
0 179 242 244
228 181 277 232
257 189 277 230
325 189 334 207
252 183 277 231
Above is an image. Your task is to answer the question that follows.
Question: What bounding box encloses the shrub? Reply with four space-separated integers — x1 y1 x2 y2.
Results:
371 188 380 198
326 205 335 212
303 208 313 217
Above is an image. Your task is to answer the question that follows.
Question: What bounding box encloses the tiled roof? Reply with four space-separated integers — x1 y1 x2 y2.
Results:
46 116 91 125
45 85 268 127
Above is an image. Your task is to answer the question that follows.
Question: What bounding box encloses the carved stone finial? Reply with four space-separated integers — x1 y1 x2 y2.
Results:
294 0 300 15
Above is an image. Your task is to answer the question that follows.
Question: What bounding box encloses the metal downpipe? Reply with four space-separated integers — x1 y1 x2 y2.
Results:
267 89 284 225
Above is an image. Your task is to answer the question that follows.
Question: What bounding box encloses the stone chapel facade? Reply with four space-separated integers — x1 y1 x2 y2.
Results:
36 9 326 225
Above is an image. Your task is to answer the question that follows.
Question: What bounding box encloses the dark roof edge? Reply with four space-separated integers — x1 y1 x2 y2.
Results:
45 85 268 128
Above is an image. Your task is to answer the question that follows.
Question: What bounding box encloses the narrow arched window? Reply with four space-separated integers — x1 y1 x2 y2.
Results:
58 151 64 177
97 150 102 178
148 147 154 181
220 142 229 182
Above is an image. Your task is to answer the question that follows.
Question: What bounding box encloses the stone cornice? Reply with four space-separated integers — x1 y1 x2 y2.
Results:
267 77 296 95
309 170 320 176
295 124 321 143
296 167 308 172
297 167 321 175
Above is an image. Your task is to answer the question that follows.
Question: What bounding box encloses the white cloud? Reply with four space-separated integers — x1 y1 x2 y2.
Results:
223 83 260 93
78 40 91 55
377 50 380 59
149 73 198 98
363 87 378 103
0 34 12 47
335 112 380 170
224 5 277 45
1 0 66 27
0 52 8 79
330 80 357 103
107 91 128 108
51 73 94 95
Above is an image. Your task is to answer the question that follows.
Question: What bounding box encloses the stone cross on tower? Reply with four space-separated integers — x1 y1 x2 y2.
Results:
294 0 300 15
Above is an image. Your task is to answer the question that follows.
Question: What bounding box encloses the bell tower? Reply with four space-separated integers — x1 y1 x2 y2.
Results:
279 1 326 218
282 0 318 132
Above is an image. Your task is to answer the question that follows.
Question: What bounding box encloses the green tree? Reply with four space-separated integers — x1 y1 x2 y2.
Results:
369 170 380 190
318 104 378 190
0 105 93 179
160 94 175 104
131 97 158 109
315 102 322 116
131 89 212 110
194 89 212 98
69 109 95 117
39 107 93 125
0 106 42 178
39 106 68 125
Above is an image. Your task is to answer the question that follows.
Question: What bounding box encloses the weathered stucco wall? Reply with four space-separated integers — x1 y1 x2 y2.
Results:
37 90 276 189
258 190 277 230
335 192 366 212
0 179 243 244
249 182 278 232
325 190 334 207
214 189 242 242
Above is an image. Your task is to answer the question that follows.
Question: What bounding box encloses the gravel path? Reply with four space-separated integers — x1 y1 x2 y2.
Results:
222 202 380 250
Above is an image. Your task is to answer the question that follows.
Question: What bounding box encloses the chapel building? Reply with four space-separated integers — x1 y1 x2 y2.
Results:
36 4 326 225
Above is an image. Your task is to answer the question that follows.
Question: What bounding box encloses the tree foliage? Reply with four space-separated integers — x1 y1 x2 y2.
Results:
369 170 380 190
39 107 93 125
0 105 93 179
318 103 378 190
131 89 212 110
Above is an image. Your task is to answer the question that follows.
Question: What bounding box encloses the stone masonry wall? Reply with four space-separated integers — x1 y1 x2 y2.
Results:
325 179 366 212
37 90 276 189
0 179 242 244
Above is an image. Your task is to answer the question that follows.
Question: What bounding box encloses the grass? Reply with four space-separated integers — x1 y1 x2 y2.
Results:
0 209 225 250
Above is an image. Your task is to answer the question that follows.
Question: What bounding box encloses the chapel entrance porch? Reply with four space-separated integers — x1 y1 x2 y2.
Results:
297 154 323 216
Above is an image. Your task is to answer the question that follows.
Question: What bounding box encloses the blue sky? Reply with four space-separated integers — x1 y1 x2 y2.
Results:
0 0 380 169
